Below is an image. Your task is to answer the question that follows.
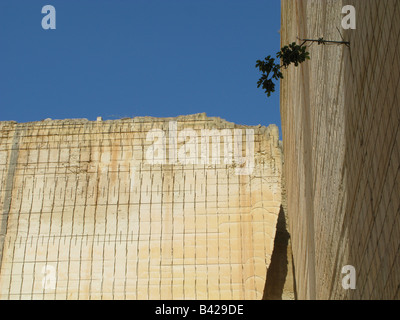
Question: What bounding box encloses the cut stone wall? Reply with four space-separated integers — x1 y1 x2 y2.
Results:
0 114 284 299
281 0 400 299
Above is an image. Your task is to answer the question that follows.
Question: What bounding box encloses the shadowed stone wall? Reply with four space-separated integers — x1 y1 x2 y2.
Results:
281 0 399 299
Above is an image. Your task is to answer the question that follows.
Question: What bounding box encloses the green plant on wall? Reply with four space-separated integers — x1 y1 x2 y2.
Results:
257 33 350 98
256 42 310 97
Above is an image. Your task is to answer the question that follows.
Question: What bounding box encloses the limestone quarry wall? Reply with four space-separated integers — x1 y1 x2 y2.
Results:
0 114 283 299
281 0 400 299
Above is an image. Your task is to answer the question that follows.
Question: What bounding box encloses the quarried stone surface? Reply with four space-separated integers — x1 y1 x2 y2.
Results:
0 114 283 300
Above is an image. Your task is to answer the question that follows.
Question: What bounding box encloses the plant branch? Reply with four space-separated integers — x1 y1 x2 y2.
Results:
297 37 350 47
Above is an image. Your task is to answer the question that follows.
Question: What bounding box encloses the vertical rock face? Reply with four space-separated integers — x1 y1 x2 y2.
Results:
0 114 283 300
281 0 400 300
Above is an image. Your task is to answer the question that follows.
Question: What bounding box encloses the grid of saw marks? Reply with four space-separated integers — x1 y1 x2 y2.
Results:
0 168 278 298
0 128 15 246
0 125 280 300
0 119 275 149
1 164 277 299
0 149 9 224
280 0 400 300
0 127 137 299
337 0 400 300
0 118 280 171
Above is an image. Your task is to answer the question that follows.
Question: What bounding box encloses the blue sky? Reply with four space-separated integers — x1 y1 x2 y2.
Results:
0 0 281 130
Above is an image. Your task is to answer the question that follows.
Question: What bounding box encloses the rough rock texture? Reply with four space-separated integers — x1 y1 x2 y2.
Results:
281 0 400 299
0 113 285 299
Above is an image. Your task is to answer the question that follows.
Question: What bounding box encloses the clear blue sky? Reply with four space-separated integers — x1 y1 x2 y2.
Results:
0 0 281 130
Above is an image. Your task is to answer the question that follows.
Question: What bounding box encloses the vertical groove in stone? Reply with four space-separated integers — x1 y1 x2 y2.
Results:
0 125 23 268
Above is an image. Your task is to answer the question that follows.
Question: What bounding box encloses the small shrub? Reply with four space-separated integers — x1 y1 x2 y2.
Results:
256 42 310 97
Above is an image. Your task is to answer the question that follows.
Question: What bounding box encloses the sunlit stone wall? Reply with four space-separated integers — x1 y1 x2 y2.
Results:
0 114 282 299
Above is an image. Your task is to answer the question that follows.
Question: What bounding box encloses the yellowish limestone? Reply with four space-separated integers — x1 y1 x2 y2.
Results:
0 114 282 300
